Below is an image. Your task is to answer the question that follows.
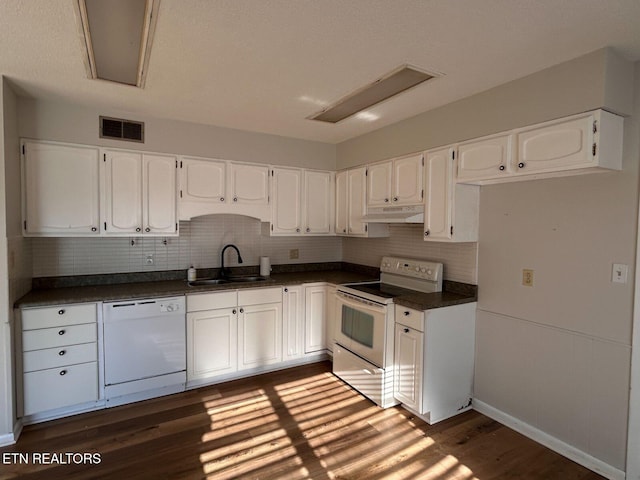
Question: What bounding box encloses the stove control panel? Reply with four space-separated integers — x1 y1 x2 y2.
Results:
380 256 443 281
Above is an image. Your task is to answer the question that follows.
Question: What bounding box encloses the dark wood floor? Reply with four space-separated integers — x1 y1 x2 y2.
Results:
0 361 604 479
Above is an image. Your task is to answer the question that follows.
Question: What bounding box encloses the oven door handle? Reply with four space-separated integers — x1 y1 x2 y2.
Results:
336 291 387 314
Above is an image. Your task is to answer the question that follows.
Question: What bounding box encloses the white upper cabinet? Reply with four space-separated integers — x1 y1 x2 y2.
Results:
229 163 269 205
336 167 389 237
271 167 303 235
303 170 333 234
367 161 393 206
424 146 479 242
103 150 177 236
457 133 513 182
268 168 333 236
367 154 423 207
143 154 178 234
456 110 623 184
22 140 100 236
180 157 226 203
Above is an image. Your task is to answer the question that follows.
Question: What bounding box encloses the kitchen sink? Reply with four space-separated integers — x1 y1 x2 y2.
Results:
188 278 230 286
188 276 269 287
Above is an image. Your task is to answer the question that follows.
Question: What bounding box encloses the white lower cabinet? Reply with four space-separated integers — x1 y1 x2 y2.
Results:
325 285 337 353
238 301 282 370
19 303 99 417
282 286 305 360
394 302 476 424
304 285 327 354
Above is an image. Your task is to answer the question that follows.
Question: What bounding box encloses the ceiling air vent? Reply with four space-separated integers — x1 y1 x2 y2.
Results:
100 116 144 143
309 65 439 123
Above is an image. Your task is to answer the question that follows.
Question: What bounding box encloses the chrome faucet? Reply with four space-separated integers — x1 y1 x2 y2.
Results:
220 244 243 279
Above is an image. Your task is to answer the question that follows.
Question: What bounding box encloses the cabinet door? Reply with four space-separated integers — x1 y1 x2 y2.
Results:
335 171 348 235
304 170 333 234
271 167 302 235
143 154 177 234
22 141 100 235
282 286 304 360
347 167 367 236
103 150 143 234
238 302 282 369
187 308 237 380
180 157 226 203
229 163 269 205
393 154 423 205
367 161 392 207
457 133 512 182
515 114 594 174
304 286 326 353
424 147 454 241
394 324 423 412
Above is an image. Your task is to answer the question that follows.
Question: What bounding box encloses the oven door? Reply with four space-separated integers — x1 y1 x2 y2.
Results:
335 291 388 368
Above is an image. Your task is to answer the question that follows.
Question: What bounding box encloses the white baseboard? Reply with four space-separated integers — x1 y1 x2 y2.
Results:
0 419 22 447
473 400 625 480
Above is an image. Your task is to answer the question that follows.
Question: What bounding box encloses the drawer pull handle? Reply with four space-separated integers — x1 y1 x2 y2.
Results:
404 328 410 333
59 370 67 376
58 329 65 336
58 309 65 315
58 350 66 356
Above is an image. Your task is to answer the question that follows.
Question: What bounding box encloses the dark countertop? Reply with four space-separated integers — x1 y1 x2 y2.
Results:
15 265 477 310
14 270 379 308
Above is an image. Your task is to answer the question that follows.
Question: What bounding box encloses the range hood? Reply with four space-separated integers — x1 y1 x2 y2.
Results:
361 205 424 223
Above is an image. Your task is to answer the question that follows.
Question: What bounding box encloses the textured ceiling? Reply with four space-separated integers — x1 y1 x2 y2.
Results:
1 0 640 144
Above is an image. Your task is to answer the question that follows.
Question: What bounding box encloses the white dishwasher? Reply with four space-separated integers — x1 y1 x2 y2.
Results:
103 296 186 407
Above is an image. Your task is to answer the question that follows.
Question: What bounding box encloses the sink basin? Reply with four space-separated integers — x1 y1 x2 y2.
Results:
225 276 268 282
188 278 230 286
188 276 268 287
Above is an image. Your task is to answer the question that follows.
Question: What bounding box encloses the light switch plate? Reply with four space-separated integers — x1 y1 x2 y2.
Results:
522 269 534 287
612 264 628 284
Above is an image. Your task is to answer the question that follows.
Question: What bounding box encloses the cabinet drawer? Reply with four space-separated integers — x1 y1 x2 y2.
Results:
22 323 97 352
238 287 282 306
187 290 237 312
395 305 424 331
22 304 97 331
23 342 97 373
23 361 98 416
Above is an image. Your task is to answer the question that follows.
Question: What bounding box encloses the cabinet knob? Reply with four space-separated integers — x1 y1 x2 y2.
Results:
239 308 244 313
306 227 310 233
136 227 141 232
384 198 389 203
403 328 410 333
232 309 237 314
233 197 238 202
59 370 67 376
91 227 97 232
404 311 410 316
518 162 525 169
58 350 66 356
424 230 430 236
220 197 225 202
296 228 300 233
145 227 151 233
284 288 288 293
498 165 506 171
58 309 65 315
58 329 65 336
393 197 398 202
343 229 347 233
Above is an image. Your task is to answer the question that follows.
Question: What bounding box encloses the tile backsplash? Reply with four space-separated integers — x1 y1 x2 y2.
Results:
32 215 343 278
31 217 477 284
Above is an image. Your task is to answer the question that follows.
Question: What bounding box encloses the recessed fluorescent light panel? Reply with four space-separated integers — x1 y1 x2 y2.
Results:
309 65 439 123
76 0 160 87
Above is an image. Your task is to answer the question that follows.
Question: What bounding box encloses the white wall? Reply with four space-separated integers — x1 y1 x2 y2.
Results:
18 98 337 170
336 49 638 476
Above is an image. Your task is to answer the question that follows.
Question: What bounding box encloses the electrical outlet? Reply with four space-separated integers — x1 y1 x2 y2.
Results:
522 269 534 287
145 254 154 265
612 263 628 284
289 249 299 260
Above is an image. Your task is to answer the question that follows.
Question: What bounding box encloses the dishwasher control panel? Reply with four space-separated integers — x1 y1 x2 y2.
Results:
159 301 182 313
